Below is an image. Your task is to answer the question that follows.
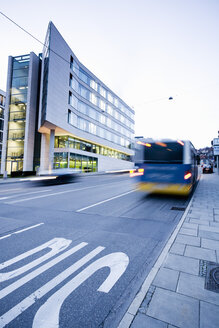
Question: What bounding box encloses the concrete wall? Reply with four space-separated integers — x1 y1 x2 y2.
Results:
40 133 50 171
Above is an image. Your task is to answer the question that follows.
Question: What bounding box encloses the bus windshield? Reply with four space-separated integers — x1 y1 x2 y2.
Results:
137 141 183 164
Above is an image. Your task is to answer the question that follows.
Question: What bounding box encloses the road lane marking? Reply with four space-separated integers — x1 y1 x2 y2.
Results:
77 189 136 212
0 188 22 193
5 181 132 204
32 252 129 328
0 238 71 282
0 189 51 201
0 223 44 240
0 245 104 327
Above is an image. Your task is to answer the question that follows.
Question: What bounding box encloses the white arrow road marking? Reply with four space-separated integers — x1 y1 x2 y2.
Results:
0 245 104 328
0 238 71 282
0 222 44 240
32 252 129 328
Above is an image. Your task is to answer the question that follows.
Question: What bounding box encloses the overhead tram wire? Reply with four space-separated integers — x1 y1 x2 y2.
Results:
1 11 217 109
0 11 103 82
0 11 177 109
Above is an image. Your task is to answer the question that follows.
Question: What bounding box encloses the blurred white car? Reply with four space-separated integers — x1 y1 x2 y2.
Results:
37 168 81 184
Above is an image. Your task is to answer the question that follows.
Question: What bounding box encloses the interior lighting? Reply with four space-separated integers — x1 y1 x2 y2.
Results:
155 142 167 147
137 141 151 147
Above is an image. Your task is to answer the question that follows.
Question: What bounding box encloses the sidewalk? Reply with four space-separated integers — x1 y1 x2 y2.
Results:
119 172 219 328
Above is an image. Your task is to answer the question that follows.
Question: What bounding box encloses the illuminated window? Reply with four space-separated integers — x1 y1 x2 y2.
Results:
89 122 96 134
100 114 106 124
90 80 98 91
90 93 97 105
99 86 106 98
107 92 113 103
107 105 113 116
99 99 106 111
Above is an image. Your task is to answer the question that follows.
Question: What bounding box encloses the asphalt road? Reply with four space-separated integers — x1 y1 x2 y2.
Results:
0 174 190 328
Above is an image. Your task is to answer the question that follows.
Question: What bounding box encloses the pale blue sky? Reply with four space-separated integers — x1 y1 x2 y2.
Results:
1 0 218 148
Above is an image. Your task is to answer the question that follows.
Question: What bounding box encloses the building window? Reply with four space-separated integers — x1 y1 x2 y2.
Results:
90 93 97 106
99 99 106 111
107 92 113 103
69 73 73 87
99 86 106 98
70 56 73 69
90 79 98 91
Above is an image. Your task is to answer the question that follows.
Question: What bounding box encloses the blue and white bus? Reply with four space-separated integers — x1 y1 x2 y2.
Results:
130 139 198 196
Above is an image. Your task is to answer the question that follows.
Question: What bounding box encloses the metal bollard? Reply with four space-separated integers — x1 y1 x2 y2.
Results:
3 171 7 179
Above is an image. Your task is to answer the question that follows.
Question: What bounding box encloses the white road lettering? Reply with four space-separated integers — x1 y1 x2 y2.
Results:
32 252 129 328
0 242 87 299
0 245 105 328
0 237 71 282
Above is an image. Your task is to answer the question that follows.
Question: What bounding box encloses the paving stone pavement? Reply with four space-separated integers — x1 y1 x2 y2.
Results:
119 172 219 328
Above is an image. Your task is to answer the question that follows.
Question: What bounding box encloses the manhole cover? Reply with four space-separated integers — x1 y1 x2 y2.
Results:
171 207 186 211
204 261 219 293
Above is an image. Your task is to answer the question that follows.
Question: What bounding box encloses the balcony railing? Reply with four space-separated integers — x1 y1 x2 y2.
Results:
9 134 25 141
9 113 26 121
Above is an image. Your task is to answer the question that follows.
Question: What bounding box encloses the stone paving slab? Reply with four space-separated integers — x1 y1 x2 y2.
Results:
175 234 201 246
146 288 199 328
200 301 219 328
201 238 219 251
184 245 217 261
152 267 179 291
170 242 185 255
164 253 199 275
179 227 198 236
177 272 219 306
132 313 168 328
189 218 210 225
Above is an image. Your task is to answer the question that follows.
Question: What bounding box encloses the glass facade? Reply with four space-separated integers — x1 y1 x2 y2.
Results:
0 91 5 167
55 136 131 161
54 152 98 172
6 55 30 173
68 57 134 150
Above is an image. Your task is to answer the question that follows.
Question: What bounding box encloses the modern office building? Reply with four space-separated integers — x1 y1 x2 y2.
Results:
0 89 6 167
1 22 135 175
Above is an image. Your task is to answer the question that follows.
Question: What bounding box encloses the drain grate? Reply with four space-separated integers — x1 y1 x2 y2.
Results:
171 206 186 211
200 260 219 293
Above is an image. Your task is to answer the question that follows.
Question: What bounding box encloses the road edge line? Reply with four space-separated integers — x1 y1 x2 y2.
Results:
118 182 200 328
